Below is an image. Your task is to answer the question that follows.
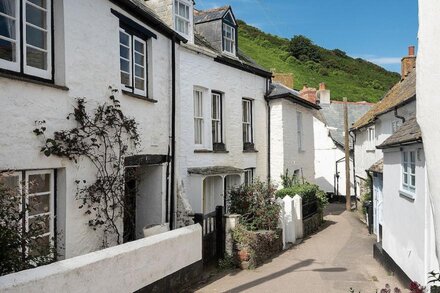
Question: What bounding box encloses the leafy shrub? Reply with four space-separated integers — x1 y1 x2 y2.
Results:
288 35 321 62
276 182 328 211
280 169 299 189
228 180 281 231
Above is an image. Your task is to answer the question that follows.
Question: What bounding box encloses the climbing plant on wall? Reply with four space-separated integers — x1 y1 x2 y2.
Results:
34 88 140 246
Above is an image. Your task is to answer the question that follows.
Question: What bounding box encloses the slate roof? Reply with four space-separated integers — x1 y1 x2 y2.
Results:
352 69 416 130
319 101 373 148
193 33 271 77
377 115 422 149
194 6 230 24
369 159 384 173
188 166 244 175
267 83 321 110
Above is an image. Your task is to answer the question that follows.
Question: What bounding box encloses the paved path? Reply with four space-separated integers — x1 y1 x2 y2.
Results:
194 203 404 293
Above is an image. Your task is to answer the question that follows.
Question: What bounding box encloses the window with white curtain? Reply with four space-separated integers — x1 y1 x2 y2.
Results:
0 0 52 79
174 0 190 36
194 89 204 145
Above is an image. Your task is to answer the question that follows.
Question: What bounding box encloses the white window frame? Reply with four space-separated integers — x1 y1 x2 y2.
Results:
194 89 204 146
367 126 376 150
244 168 255 186
401 150 416 195
174 0 190 36
242 99 253 144
22 0 52 79
119 28 147 97
391 120 402 134
297 111 303 151
222 23 235 55
212 92 223 144
0 0 52 79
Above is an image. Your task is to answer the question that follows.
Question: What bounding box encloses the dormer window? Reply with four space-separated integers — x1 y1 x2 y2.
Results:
222 23 235 54
174 0 190 36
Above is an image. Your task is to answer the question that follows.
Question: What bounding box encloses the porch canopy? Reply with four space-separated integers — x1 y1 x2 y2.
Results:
188 166 244 176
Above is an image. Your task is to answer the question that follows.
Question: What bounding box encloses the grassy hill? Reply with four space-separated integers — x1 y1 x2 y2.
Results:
238 20 400 103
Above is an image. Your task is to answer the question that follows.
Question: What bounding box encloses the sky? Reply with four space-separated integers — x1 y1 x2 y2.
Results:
195 0 419 73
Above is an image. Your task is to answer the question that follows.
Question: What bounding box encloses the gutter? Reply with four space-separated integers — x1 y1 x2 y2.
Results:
267 93 321 110
376 138 423 150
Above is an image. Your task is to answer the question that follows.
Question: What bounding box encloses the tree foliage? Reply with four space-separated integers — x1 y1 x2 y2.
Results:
34 88 140 246
288 35 321 63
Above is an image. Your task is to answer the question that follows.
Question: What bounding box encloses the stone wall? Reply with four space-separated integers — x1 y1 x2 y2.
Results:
303 212 323 237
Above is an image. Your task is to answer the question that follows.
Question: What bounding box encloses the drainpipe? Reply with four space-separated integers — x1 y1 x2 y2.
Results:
265 79 271 182
349 130 357 208
170 36 176 230
394 107 405 124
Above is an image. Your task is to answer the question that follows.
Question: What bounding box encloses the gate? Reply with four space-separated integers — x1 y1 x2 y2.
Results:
193 206 225 266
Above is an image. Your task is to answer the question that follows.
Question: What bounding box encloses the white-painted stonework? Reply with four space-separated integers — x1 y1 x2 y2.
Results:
0 0 176 258
418 0 440 269
381 146 437 283
0 225 202 293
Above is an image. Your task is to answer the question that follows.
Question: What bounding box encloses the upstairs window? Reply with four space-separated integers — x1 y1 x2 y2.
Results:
194 89 204 146
392 120 402 134
367 126 375 150
119 28 147 97
402 150 416 194
0 0 52 79
174 0 190 36
242 99 254 148
297 111 303 151
211 92 223 146
222 23 235 55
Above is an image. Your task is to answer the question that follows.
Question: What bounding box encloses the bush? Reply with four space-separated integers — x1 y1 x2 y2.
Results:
288 35 321 62
276 182 328 211
228 180 281 231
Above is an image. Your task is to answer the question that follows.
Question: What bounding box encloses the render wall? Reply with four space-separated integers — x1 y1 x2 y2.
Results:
270 99 315 188
314 117 354 196
0 0 173 258
417 0 440 271
0 225 202 293
354 101 416 181
382 145 437 283
177 46 268 212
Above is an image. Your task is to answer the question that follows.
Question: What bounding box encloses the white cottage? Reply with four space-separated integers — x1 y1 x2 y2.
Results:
375 116 437 285
0 0 184 258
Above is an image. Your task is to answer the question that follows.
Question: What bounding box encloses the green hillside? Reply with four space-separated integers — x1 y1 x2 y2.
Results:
238 20 400 103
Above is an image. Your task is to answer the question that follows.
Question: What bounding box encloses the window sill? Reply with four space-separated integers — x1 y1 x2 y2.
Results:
122 90 157 103
399 189 415 201
243 149 258 153
0 71 69 91
194 149 230 154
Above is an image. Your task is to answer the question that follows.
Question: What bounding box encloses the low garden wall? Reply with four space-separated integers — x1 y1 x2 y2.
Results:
234 227 283 269
0 225 202 293
303 211 324 237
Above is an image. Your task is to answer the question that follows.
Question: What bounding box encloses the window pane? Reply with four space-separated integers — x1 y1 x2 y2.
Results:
134 52 144 65
29 214 50 234
134 40 144 53
29 193 50 216
0 0 16 16
134 64 144 78
411 175 416 187
120 45 129 59
28 0 46 8
29 173 50 194
29 235 50 257
26 25 46 49
403 152 408 163
411 163 415 175
26 46 46 69
119 31 129 46
121 72 130 86
135 78 145 90
26 3 46 29
0 38 15 61
0 14 15 39
403 173 408 184
410 151 415 164
120 59 129 73
0 174 20 194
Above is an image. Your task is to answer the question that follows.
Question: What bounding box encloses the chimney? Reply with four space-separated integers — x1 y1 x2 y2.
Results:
401 46 416 79
272 71 294 89
299 85 317 104
317 82 331 105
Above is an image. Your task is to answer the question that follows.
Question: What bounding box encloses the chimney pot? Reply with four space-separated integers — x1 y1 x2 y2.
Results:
408 46 415 56
319 82 326 91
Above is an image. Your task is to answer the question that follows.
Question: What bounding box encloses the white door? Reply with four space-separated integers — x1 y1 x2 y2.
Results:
373 174 383 241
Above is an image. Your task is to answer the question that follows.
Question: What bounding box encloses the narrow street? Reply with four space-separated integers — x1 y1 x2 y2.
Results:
195 203 404 293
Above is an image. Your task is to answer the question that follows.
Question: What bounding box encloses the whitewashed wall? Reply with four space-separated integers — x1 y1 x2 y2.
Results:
417 0 440 271
0 0 173 258
354 102 416 182
381 146 437 283
177 45 268 212
270 99 315 188
0 225 202 293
